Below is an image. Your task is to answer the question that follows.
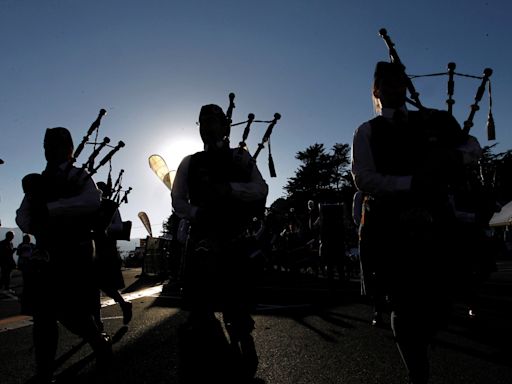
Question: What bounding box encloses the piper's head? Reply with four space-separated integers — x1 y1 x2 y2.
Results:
44 127 74 164
198 104 230 149
372 61 408 112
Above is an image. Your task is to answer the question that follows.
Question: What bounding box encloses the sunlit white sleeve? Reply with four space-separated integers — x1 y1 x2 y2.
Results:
351 121 412 196
46 168 101 217
171 155 199 220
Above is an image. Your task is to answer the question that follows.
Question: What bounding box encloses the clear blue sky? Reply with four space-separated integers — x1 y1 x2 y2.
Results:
1 0 510 239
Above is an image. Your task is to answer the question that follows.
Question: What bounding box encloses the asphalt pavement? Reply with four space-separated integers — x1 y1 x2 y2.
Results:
1 262 511 384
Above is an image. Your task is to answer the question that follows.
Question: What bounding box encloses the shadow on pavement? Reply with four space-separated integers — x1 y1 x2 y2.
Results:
55 263 512 384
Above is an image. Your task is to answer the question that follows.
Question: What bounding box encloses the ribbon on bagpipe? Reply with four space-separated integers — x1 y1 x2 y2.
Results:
227 93 281 177
379 28 495 140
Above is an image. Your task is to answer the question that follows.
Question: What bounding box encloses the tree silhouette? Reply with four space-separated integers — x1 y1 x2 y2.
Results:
480 146 512 205
284 143 355 214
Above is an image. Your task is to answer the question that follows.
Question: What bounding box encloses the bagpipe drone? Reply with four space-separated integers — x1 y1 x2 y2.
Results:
80 109 133 240
225 92 282 178
22 109 132 240
378 28 495 141
148 94 281 192
377 28 498 225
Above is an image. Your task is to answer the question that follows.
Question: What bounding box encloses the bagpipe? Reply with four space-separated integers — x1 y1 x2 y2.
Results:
377 28 497 226
187 93 281 229
224 92 281 177
22 109 132 239
69 108 125 181
76 110 133 240
378 28 495 192
99 167 133 241
22 109 125 195
378 28 495 141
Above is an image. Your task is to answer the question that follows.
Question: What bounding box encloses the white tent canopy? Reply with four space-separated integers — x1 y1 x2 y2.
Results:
489 200 512 227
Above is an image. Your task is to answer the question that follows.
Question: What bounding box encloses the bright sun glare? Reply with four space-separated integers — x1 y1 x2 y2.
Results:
158 137 203 172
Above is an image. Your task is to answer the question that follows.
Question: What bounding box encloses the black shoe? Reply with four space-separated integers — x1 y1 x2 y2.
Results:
120 301 133 325
239 334 259 379
95 318 105 332
93 332 113 372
